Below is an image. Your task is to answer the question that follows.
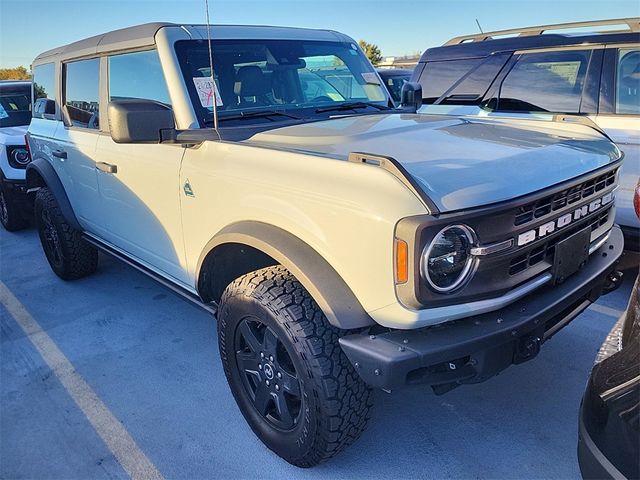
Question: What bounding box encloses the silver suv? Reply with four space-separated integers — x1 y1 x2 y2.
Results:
27 23 624 466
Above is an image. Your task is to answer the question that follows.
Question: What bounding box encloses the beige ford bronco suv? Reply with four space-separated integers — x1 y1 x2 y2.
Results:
27 23 624 466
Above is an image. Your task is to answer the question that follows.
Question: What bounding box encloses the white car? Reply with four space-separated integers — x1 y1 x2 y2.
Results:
0 80 32 230
412 18 640 250
27 23 625 466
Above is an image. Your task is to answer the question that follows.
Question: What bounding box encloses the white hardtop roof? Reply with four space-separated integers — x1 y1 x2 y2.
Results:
33 23 351 64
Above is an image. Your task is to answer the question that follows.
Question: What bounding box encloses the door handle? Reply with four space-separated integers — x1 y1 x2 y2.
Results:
96 162 117 174
52 149 67 159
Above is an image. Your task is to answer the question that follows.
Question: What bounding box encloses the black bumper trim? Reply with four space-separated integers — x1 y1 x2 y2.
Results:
0 178 30 207
339 226 624 391
577 402 625 480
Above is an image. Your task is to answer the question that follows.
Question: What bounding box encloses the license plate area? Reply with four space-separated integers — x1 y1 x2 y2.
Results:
551 226 591 284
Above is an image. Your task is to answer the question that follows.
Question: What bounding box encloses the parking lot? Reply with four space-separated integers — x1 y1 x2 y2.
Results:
0 226 637 479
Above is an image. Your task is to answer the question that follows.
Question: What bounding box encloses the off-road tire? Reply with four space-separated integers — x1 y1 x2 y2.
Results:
0 183 27 231
34 187 98 280
218 265 372 467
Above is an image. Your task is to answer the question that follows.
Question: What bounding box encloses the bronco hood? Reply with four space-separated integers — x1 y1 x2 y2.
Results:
243 114 621 212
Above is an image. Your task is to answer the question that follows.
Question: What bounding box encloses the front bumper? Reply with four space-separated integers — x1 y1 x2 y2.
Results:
339 226 624 392
1 177 28 198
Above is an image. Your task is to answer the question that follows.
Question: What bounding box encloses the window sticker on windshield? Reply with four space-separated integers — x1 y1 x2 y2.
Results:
193 77 223 107
361 72 380 85
0 104 8 119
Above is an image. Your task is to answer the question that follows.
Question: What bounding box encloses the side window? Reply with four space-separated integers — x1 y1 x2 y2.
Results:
418 58 482 104
494 50 592 113
616 48 640 115
33 63 56 118
109 50 171 105
64 58 100 129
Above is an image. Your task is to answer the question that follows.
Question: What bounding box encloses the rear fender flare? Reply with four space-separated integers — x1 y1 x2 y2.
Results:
26 157 81 230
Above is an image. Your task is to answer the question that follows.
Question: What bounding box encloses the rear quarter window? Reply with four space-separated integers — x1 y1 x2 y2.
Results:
33 62 56 119
493 50 592 113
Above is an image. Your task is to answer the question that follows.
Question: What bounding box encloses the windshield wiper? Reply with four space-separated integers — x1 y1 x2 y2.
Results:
211 110 304 123
315 101 391 114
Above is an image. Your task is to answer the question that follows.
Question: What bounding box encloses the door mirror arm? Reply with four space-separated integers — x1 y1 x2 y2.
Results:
159 128 220 145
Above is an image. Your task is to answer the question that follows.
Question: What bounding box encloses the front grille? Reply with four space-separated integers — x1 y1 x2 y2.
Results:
509 207 611 275
514 168 617 227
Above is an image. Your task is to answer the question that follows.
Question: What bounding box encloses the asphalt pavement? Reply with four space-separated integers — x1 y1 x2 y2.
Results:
1 226 637 479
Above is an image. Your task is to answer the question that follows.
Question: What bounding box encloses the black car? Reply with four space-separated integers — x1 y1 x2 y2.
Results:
411 18 640 251
376 68 412 105
579 274 639 480
578 181 640 480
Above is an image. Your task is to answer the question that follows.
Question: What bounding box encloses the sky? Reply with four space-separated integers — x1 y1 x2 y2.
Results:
1 0 639 69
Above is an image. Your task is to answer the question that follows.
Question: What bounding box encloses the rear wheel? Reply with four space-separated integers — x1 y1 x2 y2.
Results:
217 265 372 467
34 187 98 280
0 183 27 231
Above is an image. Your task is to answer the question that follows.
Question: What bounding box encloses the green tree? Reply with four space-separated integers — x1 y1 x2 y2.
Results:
0 66 31 80
358 40 383 65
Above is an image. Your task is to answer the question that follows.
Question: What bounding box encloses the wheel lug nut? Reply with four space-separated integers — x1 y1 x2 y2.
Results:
269 355 274 362
266 380 270 386
277 372 282 379
260 352 264 359
258 364 262 370
275 384 279 391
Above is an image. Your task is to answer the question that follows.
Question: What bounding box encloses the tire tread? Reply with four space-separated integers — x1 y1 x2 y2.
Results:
219 265 372 467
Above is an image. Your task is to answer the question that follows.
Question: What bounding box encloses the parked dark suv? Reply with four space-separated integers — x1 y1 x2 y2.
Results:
411 18 640 250
376 68 413 105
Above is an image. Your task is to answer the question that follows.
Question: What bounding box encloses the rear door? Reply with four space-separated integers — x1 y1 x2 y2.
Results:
56 57 104 233
594 45 640 235
93 49 189 285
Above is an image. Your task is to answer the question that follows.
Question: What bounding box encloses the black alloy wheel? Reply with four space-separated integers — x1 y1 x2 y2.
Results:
235 317 303 430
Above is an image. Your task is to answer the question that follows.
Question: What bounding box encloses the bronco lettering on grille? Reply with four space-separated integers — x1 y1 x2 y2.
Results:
517 191 614 247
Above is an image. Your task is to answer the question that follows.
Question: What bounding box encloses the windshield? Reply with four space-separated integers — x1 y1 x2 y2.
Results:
175 39 389 126
0 84 32 128
380 73 412 102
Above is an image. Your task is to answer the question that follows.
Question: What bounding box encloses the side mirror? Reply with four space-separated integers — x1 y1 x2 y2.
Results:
400 82 423 112
33 98 56 118
107 100 175 144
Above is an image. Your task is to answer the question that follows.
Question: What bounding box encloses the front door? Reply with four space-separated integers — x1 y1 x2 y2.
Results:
93 138 188 284
93 49 190 285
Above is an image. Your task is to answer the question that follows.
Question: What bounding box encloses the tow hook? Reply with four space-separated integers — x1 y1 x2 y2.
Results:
514 335 541 364
603 270 623 295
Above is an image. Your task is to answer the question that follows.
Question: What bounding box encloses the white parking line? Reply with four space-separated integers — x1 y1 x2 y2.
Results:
0 281 164 480
589 302 625 319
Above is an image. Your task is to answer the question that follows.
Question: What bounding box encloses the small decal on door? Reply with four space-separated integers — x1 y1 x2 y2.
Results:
183 179 195 197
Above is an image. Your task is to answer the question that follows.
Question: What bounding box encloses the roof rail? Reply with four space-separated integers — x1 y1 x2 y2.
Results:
444 17 640 46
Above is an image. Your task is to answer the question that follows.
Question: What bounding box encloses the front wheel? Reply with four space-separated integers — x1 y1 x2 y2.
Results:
0 183 27 231
217 265 372 467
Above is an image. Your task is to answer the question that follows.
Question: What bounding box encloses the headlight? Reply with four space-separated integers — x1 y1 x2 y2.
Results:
421 224 475 293
7 146 31 168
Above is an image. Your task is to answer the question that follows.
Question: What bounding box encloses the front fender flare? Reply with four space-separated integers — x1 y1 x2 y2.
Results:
26 158 82 231
197 222 375 330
